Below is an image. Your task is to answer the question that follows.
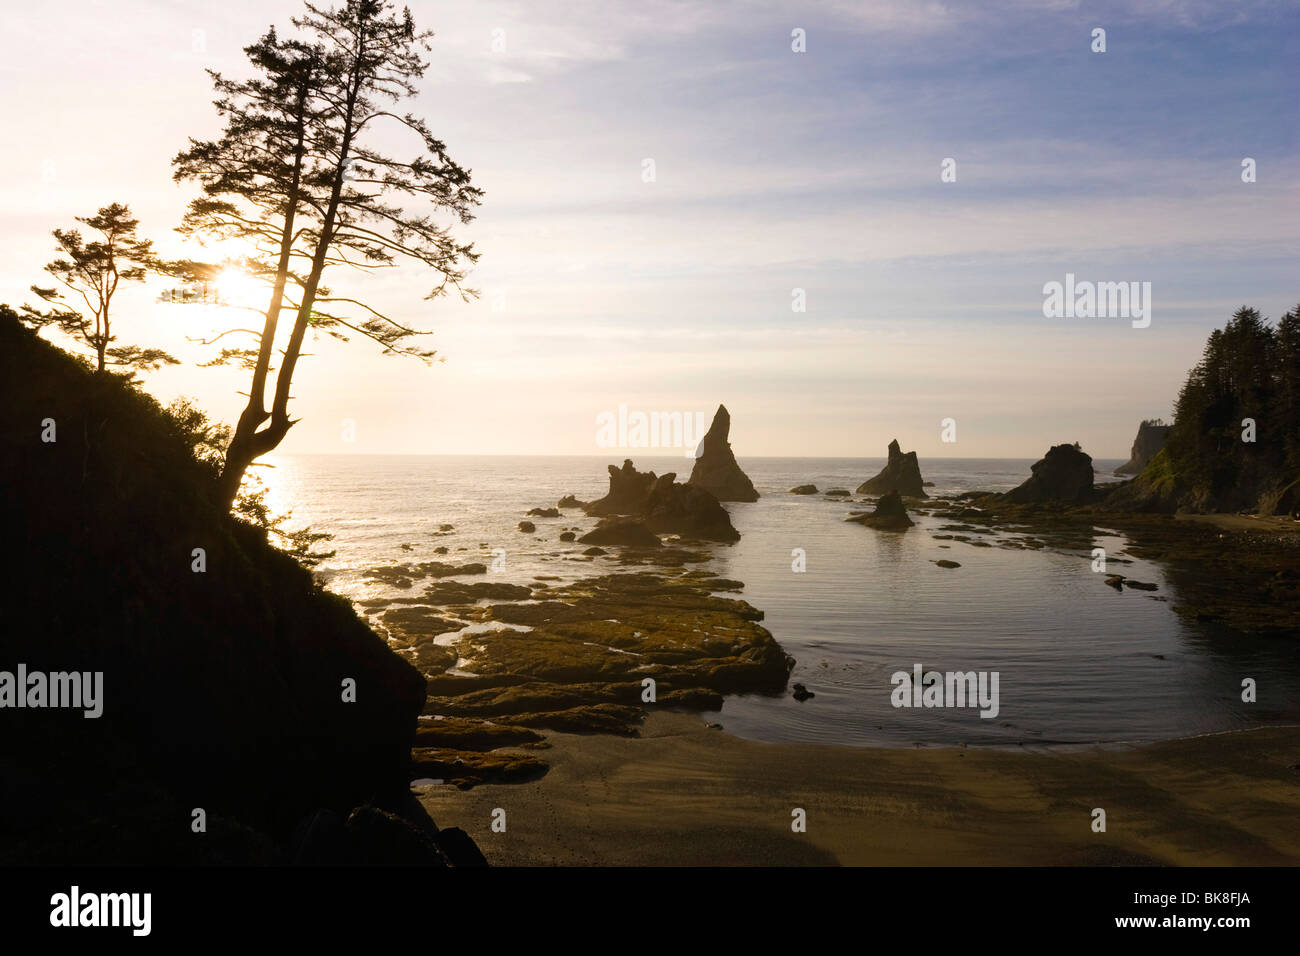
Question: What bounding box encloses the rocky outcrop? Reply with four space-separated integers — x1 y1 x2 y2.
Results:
585 460 740 542
579 517 662 548
587 460 657 516
856 439 927 498
645 474 741 542
687 404 759 502
845 490 914 530
1115 420 1172 475
0 315 473 864
789 484 818 495
1002 443 1095 504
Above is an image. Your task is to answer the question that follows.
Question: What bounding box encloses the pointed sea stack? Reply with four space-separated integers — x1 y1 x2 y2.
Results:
856 439 927 498
1002 443 1095 504
688 404 759 502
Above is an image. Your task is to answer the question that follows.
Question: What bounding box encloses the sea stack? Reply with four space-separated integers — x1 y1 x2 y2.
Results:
845 490 914 530
688 404 759 502
1115 420 1172 475
585 459 740 542
1002 443 1095 504
856 439 927 498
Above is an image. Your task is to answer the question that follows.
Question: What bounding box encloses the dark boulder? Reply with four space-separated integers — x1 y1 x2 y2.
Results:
789 484 818 495
687 404 759 502
1002 443 1095 504
856 439 927 497
527 507 560 518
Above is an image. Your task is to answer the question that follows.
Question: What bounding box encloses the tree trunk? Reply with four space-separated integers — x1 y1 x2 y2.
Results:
212 80 313 511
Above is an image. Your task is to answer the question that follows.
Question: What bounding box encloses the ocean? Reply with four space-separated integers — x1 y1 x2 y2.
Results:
260 454 1300 750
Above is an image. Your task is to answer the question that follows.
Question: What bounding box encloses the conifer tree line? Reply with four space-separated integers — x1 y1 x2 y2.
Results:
1158 304 1300 510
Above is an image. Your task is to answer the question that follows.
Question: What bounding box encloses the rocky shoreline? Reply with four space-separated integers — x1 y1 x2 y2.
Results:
351 464 1300 796
356 480 795 787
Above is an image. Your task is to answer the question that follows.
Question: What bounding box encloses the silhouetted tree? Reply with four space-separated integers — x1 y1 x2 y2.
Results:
1164 305 1296 509
173 0 483 509
1274 304 1300 474
22 203 178 374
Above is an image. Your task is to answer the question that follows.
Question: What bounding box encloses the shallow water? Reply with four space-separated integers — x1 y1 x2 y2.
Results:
261 454 1300 748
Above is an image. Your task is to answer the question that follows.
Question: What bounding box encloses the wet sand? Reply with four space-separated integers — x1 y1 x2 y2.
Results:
418 712 1300 866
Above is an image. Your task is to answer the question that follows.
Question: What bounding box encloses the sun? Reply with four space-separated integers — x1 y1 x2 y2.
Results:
215 268 266 308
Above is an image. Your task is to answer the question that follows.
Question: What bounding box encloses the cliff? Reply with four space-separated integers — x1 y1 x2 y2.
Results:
1115 420 1172 475
0 315 469 863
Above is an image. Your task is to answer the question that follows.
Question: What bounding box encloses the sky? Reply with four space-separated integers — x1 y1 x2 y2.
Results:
0 0 1296 458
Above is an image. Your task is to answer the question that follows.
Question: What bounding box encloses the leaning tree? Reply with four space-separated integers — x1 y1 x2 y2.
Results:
173 0 483 509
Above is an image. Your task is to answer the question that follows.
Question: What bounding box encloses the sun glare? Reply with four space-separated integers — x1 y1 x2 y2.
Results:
216 269 265 308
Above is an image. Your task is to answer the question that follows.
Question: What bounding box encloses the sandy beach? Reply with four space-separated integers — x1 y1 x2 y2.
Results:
418 712 1300 866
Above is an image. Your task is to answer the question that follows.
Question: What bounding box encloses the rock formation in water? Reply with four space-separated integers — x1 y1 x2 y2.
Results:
789 484 818 495
845 490 914 530
856 439 928 498
579 517 663 547
1002 443 1096 504
687 404 759 502
585 459 740 542
1115 420 1172 475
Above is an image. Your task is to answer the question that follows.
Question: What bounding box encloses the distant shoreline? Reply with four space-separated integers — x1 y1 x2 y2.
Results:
265 451 1134 463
